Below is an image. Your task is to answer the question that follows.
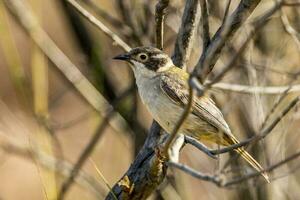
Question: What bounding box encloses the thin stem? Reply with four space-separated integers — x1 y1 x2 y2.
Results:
163 87 194 157
172 0 201 68
168 161 221 185
200 0 210 49
66 0 131 51
212 82 300 94
185 135 216 159
155 0 169 49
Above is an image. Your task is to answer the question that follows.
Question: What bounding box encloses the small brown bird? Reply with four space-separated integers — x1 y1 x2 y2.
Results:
114 46 269 182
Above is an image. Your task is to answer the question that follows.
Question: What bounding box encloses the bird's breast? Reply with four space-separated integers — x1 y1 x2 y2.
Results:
136 76 184 133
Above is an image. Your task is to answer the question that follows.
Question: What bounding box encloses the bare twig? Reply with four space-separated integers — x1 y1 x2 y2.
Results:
194 0 261 82
51 112 90 130
83 0 132 36
116 0 143 45
105 122 168 200
248 61 300 77
212 82 300 94
200 0 210 50
168 147 300 187
172 0 201 68
66 0 131 51
204 32 253 89
192 0 291 95
189 15 255 97
168 161 221 185
155 0 169 49
184 135 216 159
260 83 296 129
222 0 232 26
281 8 300 52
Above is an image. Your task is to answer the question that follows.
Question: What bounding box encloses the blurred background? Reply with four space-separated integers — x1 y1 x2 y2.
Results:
0 0 300 199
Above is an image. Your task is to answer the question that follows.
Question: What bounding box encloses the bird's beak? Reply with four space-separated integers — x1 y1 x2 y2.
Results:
113 53 130 61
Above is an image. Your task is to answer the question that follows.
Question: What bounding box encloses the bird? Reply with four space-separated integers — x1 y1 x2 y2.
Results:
114 46 269 182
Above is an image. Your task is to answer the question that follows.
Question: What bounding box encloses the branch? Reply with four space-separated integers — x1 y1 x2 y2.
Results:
189 15 255 97
155 0 169 49
195 0 300 86
260 83 298 129
172 0 201 68
184 135 217 159
280 7 300 52
194 0 261 82
168 161 221 185
66 0 131 52
222 0 232 26
192 0 290 95
212 82 300 94
203 31 252 89
105 122 168 200
83 0 132 36
169 150 300 187
200 0 210 50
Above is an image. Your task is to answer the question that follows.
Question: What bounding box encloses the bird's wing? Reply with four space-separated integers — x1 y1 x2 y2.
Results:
160 69 231 135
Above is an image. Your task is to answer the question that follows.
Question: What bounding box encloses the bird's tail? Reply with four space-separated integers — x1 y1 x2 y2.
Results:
223 135 270 183
234 147 270 183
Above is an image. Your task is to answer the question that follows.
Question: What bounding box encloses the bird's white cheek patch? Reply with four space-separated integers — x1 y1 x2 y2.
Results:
157 59 173 72
152 55 173 72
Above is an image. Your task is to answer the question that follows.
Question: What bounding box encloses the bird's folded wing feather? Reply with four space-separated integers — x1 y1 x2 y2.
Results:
160 71 232 136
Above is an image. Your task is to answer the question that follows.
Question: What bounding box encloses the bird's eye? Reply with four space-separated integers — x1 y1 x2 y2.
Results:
139 53 148 61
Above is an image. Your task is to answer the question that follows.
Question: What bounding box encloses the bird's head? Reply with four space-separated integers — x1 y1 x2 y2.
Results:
114 46 174 77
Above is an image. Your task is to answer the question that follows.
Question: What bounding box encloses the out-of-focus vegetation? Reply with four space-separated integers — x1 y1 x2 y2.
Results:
0 0 300 200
